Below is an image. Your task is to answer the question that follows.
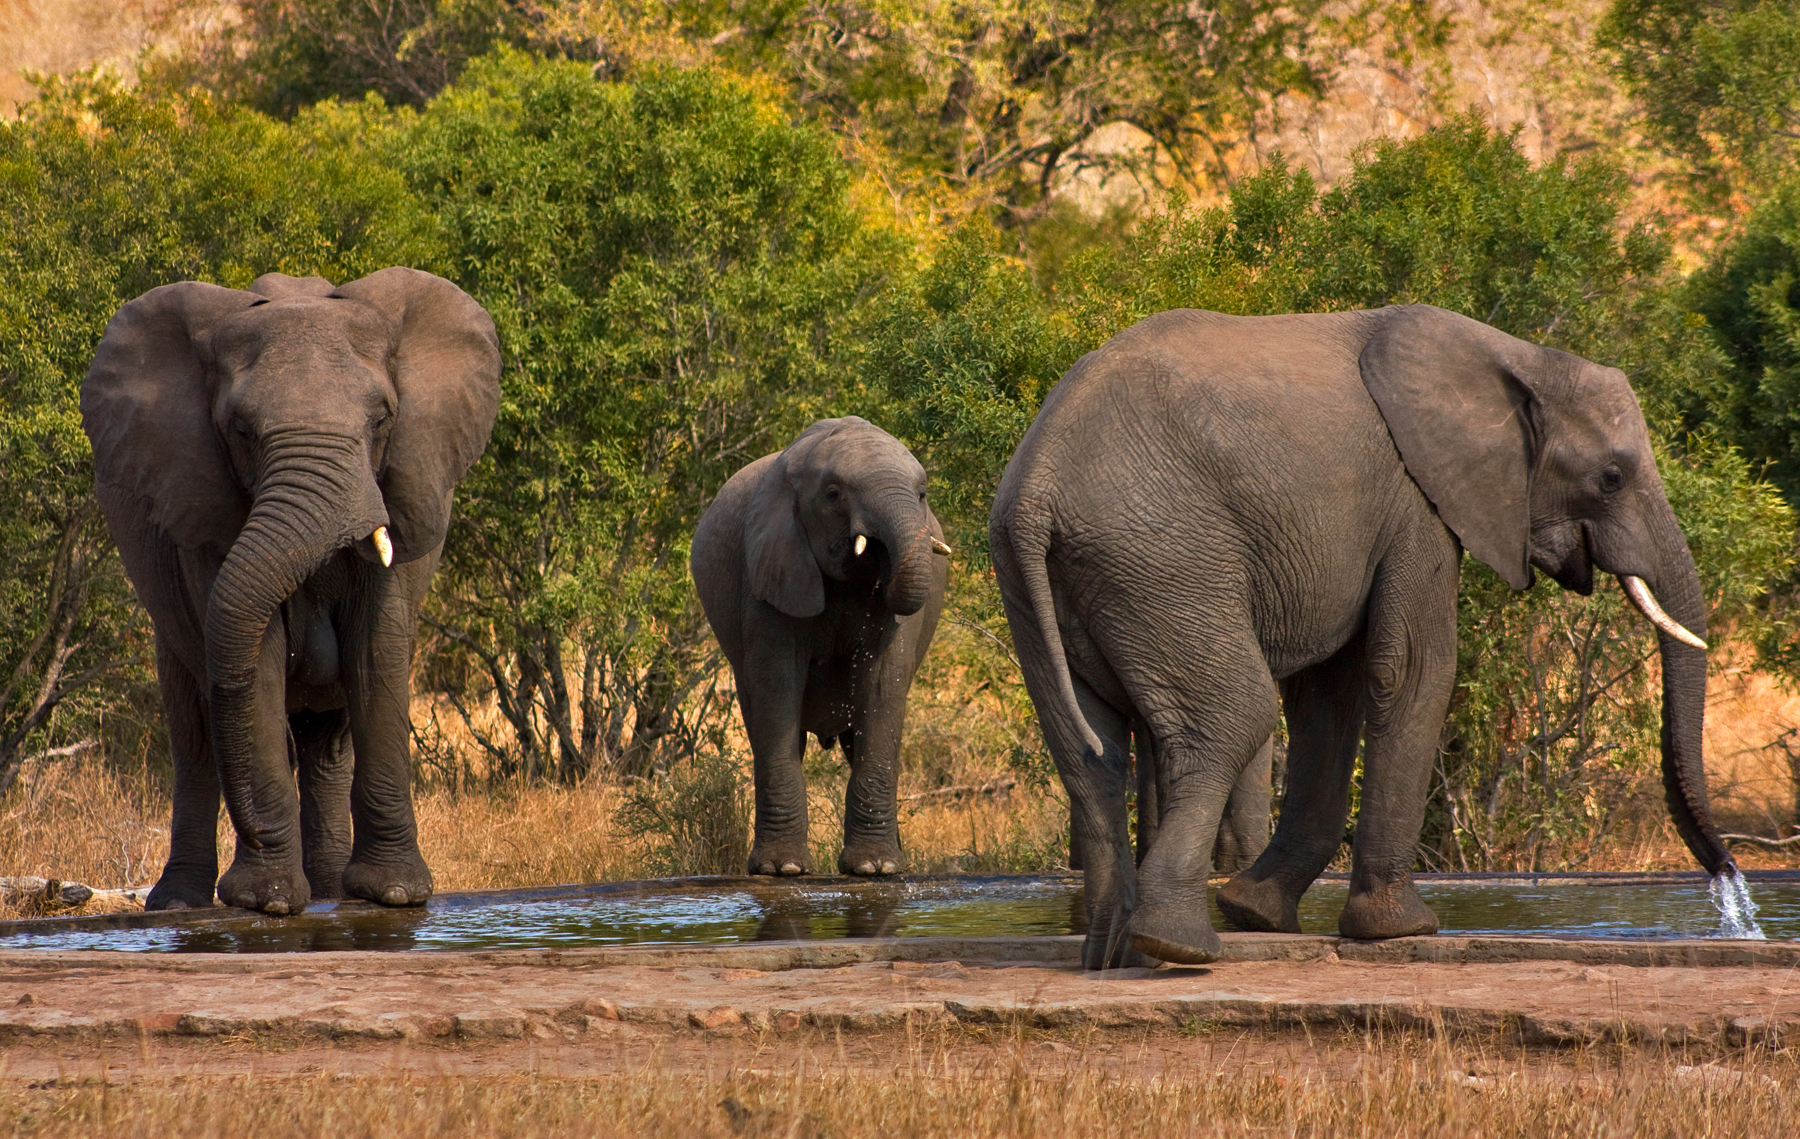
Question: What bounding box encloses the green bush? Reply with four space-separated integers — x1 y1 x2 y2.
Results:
394 52 904 782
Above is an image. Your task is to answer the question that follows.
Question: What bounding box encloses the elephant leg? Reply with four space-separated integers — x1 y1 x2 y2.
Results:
1125 656 1280 965
146 644 221 911
216 613 311 914
1053 675 1140 970
741 622 811 876
1338 540 1458 940
1213 735 1273 875
838 726 903 876
839 632 916 875
341 558 433 907
294 708 353 901
1217 642 1366 933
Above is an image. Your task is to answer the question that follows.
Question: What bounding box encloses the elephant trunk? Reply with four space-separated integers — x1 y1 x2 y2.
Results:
870 487 935 617
204 433 388 849
1631 520 1732 878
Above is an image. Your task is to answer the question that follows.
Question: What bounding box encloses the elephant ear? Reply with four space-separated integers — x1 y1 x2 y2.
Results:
249 272 335 299
743 423 843 618
333 268 502 564
1359 305 1541 590
81 282 264 549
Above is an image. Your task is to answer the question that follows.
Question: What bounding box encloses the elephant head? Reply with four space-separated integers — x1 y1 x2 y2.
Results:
1360 304 1727 877
742 416 950 619
82 268 500 853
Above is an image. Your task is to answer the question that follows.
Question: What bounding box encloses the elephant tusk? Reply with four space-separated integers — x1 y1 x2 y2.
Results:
372 526 393 568
854 534 867 557
930 537 953 557
1619 575 1707 650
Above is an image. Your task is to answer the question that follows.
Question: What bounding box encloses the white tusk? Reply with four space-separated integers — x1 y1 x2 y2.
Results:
854 534 867 557
930 537 953 556
1620 575 1707 650
372 526 393 568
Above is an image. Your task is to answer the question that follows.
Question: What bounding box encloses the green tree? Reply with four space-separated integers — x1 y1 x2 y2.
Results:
1687 174 1800 501
395 52 902 781
173 0 544 117
0 76 438 796
1600 0 1800 201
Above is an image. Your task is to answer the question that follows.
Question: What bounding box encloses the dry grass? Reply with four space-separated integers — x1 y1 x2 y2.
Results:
0 1036 1795 1138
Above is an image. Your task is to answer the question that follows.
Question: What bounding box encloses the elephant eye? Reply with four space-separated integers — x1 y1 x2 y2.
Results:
824 486 842 503
231 417 250 439
1598 466 1624 494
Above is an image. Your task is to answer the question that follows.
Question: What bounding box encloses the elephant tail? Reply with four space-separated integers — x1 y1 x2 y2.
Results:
1016 533 1106 760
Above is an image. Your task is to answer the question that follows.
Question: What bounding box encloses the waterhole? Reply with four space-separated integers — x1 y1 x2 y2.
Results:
1 872 1795 953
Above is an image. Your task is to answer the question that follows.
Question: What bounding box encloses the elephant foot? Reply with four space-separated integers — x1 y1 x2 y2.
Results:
144 872 216 912
748 841 812 877
837 840 901 877
1216 873 1302 934
1126 901 1222 965
218 854 310 916
343 852 433 907
1081 930 1152 971
1338 876 1438 940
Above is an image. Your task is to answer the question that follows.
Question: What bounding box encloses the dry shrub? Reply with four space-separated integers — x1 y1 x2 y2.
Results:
413 780 644 891
0 752 168 917
0 1043 1795 1137
11 614 1800 904
614 745 752 877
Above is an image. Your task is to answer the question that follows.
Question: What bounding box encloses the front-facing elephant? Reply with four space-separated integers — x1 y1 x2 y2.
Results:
692 417 950 877
82 269 500 915
991 304 1726 969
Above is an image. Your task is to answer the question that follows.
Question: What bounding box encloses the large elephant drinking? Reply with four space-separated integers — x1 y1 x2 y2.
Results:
990 305 1725 968
692 417 950 877
82 269 500 915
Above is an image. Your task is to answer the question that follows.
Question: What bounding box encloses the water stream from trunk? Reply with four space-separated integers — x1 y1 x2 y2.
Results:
1710 872 1766 940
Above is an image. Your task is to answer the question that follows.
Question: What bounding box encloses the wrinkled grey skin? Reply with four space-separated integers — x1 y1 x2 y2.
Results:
82 269 500 915
991 305 1728 969
692 418 948 877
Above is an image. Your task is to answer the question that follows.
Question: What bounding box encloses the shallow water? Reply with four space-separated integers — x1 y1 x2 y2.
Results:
3 874 1796 953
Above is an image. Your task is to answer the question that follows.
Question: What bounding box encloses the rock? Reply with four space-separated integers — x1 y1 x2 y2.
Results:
690 1006 744 1031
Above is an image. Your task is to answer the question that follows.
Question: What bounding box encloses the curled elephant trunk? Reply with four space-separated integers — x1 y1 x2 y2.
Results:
871 489 935 617
204 434 388 849
1626 549 1733 878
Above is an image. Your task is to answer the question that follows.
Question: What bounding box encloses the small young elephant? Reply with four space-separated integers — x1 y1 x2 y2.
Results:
692 417 950 876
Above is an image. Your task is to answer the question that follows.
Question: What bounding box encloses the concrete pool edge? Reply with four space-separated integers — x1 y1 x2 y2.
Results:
1 930 1797 974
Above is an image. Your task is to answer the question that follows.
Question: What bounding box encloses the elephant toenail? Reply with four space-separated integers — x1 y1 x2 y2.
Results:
379 886 409 906
264 900 289 916
879 861 898 875
853 861 875 876
779 862 804 876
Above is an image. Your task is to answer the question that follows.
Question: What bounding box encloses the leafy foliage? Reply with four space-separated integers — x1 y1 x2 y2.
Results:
396 53 902 780
1600 0 1800 201
1687 173 1800 501
176 0 542 117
